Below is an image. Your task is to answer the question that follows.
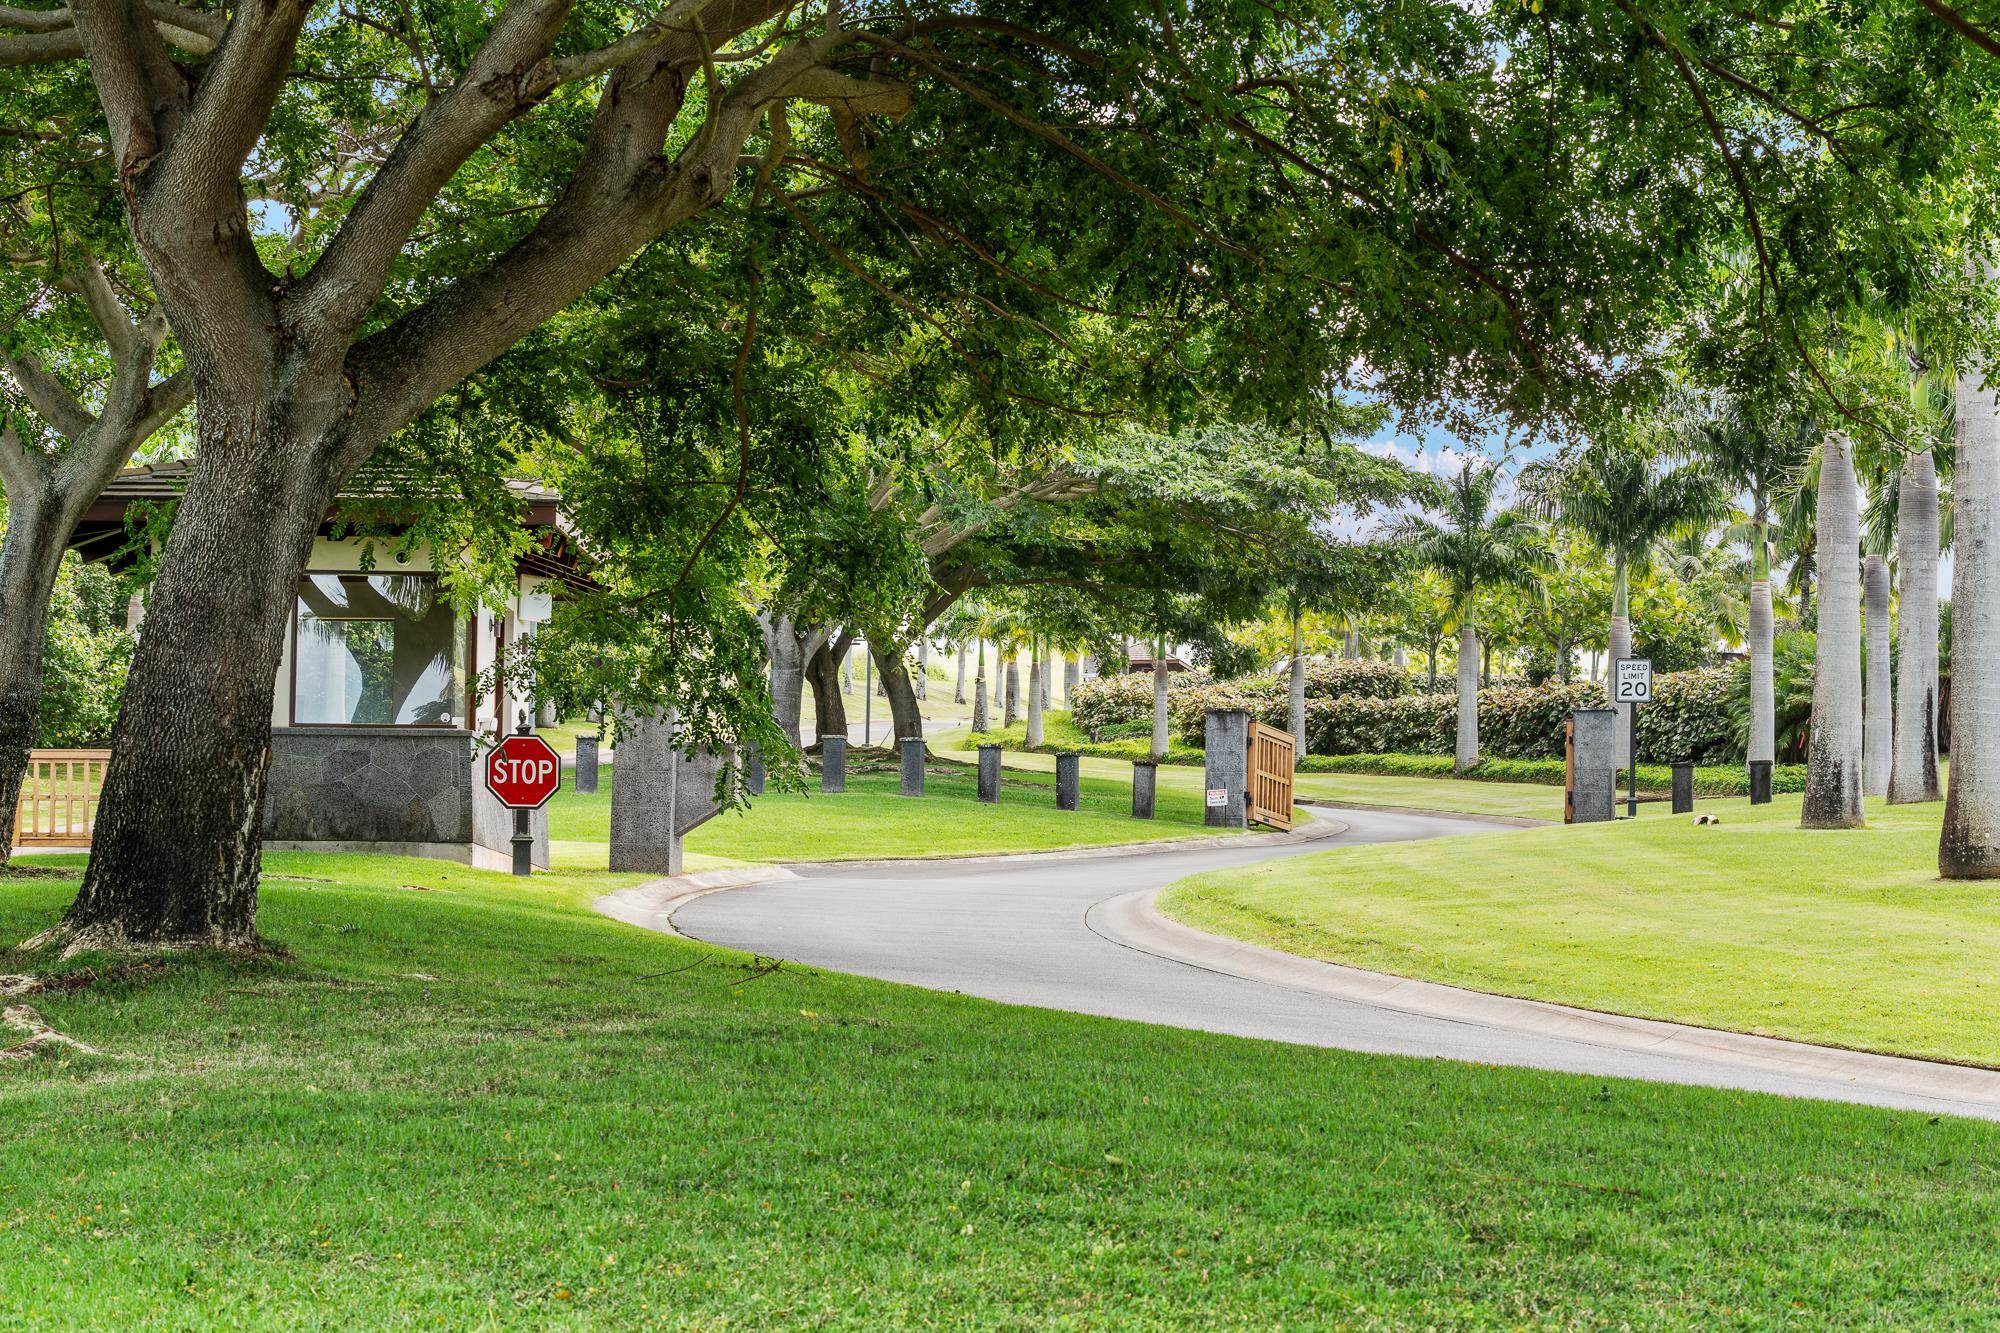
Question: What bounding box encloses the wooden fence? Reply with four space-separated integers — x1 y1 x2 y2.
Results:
1247 722 1295 831
12 749 110 849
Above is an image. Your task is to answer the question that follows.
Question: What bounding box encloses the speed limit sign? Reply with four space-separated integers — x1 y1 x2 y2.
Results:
1614 658 1653 704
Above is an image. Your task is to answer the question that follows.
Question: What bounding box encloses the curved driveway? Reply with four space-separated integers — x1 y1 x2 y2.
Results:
651 805 2000 1121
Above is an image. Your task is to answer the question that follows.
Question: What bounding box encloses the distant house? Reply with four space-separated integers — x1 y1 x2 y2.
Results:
72 461 585 870
1124 643 1193 675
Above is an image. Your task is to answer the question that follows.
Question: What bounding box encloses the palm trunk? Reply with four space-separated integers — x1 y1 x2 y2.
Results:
1890 451 1941 804
1426 639 1438 687
1944 352 2000 871
1608 553 1632 771
1025 642 1045 748
1003 652 1019 727
50 431 345 950
1455 604 1480 773
1747 508 1776 770
1063 653 1079 706
1287 607 1307 747
971 641 989 733
1803 433 1865 829
1151 636 1171 762
954 641 968 705
1863 553 1893 797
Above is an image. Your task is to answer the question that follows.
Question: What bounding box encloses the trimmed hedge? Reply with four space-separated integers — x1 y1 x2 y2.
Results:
1074 662 1745 764
1299 752 1807 797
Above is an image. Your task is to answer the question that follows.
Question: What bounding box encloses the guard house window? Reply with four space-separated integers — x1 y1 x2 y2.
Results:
293 574 467 726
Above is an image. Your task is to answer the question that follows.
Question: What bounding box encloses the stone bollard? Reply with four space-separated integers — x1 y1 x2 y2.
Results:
977 744 1002 802
1132 760 1157 819
1565 708 1616 823
1748 759 1772 804
745 745 765 797
821 736 847 793
899 737 925 797
1203 709 1250 829
1055 753 1081 811
1671 762 1694 814
574 733 600 794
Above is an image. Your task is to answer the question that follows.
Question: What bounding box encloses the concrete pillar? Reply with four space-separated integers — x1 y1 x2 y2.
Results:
1671 762 1694 814
821 736 847 793
1566 708 1616 823
745 745 766 797
1132 760 1156 819
1203 709 1250 829
607 712 727 875
574 734 600 794
1055 753 1081 811
977 744 1002 802
1749 759 1773 805
899 737 925 796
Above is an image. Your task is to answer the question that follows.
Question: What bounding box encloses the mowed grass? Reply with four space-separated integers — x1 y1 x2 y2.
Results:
8 856 2000 1325
1163 793 2000 1066
934 727 1564 822
545 761 1229 871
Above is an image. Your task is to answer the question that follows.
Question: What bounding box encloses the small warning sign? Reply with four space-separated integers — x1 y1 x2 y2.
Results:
1206 788 1228 807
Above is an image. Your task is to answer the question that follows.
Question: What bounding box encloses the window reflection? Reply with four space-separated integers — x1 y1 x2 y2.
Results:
294 574 466 726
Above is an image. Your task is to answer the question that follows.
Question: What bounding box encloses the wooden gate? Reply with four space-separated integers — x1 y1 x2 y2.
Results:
1247 722 1295 831
12 749 110 849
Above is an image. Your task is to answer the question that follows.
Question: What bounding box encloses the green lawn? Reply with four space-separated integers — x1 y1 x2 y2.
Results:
1163 793 2000 1067
7 854 2000 1324
546 761 1231 871
936 726 1565 822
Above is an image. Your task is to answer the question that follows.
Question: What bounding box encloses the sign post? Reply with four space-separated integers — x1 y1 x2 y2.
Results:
1612 657 1653 819
485 716 562 875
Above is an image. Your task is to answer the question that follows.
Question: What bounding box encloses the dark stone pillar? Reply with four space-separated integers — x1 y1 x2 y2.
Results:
899 737 925 796
821 736 847 793
1566 708 1616 823
574 734 600 794
977 744 1002 802
1749 759 1773 805
1203 709 1250 829
745 745 765 797
1671 762 1694 814
1132 760 1157 819
1055 753 1081 811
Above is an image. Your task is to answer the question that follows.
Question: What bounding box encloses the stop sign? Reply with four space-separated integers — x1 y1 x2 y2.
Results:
485 734 563 809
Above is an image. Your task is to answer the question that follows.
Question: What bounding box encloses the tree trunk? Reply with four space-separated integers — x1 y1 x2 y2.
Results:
1063 653 1080 707
1863 553 1893 797
1890 450 1941 804
1427 639 1439 687
1481 638 1492 687
808 639 848 745
1391 644 1405 670
1455 605 1480 773
1608 554 1632 771
873 643 923 744
1150 649 1171 762
1287 608 1307 747
1003 652 1020 727
1803 433 1865 829
971 641 989 732
954 641 968 705
759 614 818 751
841 649 853 695
914 640 928 700
50 432 345 950
1945 351 2000 871
1025 643 1045 748
1748 510 1776 771
0 490 70 869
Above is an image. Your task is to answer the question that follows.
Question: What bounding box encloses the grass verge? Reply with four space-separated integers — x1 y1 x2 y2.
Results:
1162 793 2000 1066
5 853 2000 1324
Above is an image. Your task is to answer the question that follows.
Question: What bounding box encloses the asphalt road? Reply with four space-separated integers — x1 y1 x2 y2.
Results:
668 805 2000 1121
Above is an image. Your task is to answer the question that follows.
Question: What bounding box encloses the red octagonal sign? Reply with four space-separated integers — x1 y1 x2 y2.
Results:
486 734 563 810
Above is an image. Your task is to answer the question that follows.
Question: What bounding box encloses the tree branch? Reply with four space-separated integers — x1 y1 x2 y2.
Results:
1913 0 2000 57
1 353 93 439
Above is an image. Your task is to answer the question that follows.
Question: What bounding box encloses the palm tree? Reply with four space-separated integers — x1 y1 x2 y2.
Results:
1804 431 1866 828
1883 358 1952 805
1388 460 1546 772
1522 437 1729 770
1945 335 2000 873
1687 397 1814 776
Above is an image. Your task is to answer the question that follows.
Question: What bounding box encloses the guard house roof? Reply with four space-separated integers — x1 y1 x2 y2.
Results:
68 459 587 588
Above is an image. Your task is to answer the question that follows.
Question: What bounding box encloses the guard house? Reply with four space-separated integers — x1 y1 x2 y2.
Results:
70 462 586 871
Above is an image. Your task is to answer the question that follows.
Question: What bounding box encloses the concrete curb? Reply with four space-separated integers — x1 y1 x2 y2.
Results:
1296 798 1553 829
1089 888 2000 1117
595 866 799 940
